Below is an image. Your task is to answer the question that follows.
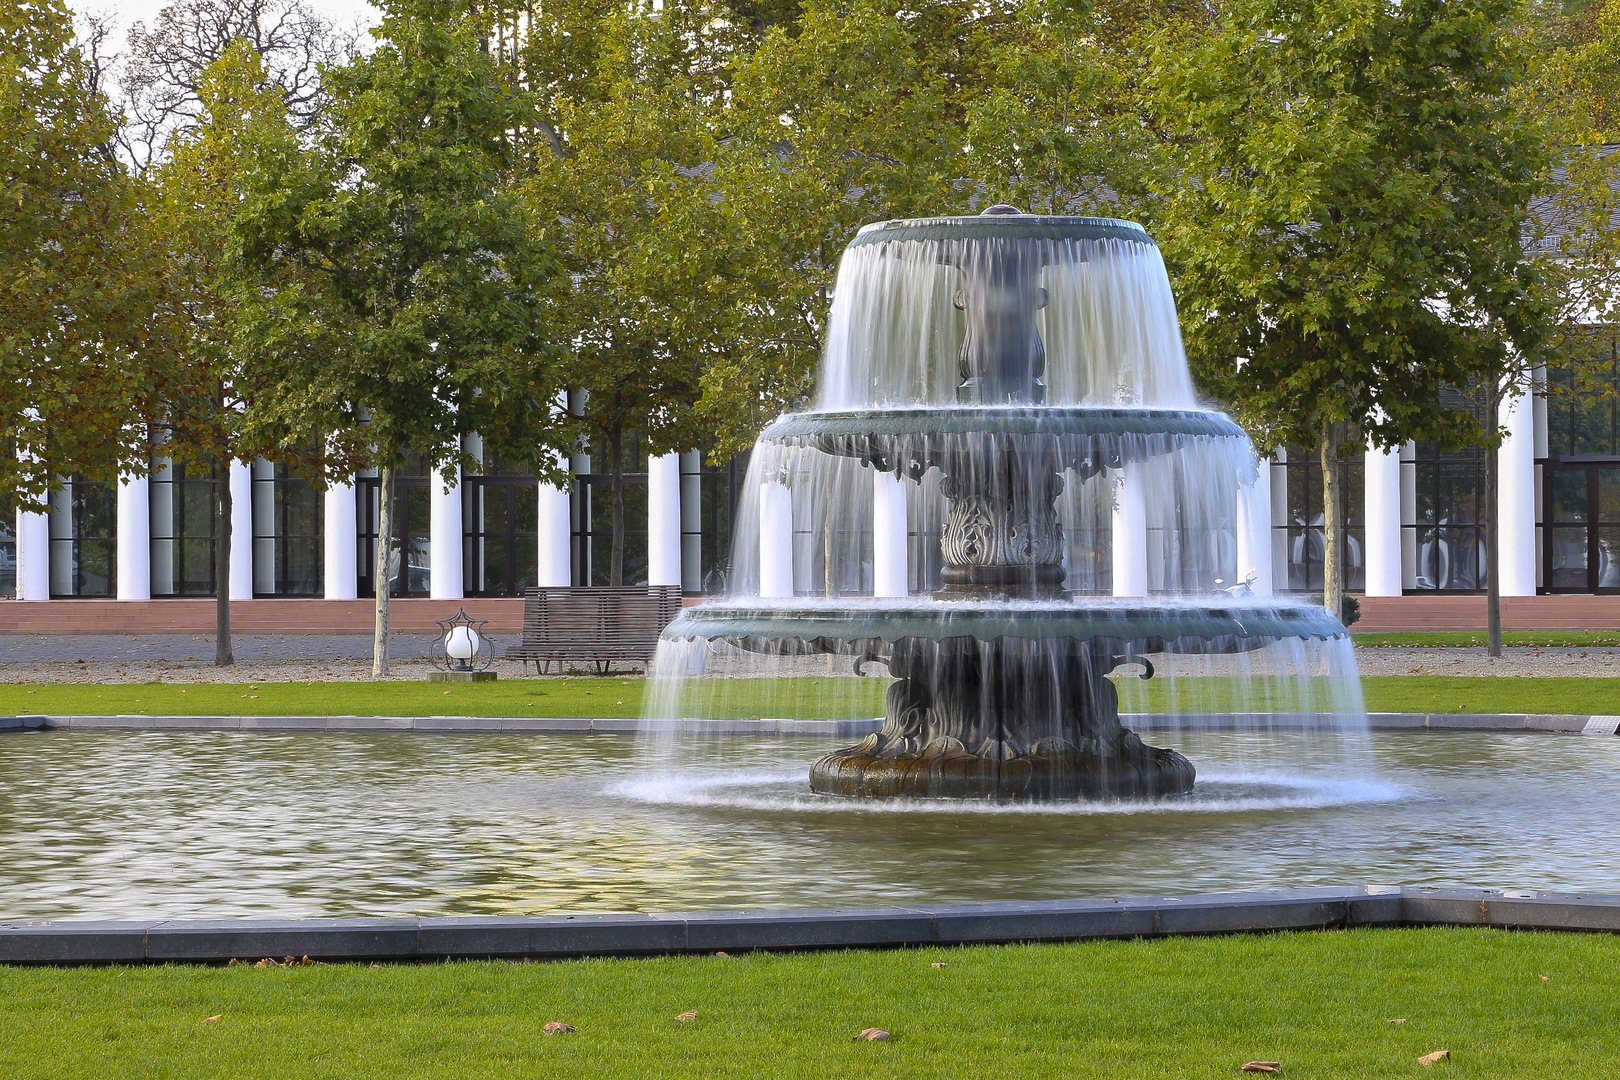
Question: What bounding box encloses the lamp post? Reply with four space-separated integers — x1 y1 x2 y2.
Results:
429 609 496 683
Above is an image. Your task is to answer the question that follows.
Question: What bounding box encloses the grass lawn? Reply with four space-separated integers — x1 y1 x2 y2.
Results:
0 678 886 721
1354 631 1620 648
2 675 1619 718
0 928 1613 1078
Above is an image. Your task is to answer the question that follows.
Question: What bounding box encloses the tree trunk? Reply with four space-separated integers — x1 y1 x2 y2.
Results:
1320 421 1343 624
373 459 395 677
215 461 233 667
1486 386 1503 658
609 423 625 587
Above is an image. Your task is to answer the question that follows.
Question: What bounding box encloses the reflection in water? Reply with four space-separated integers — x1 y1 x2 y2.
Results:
0 730 1614 920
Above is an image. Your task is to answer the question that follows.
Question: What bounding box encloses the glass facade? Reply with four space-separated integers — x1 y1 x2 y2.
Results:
693 448 748 595
1407 440 1489 592
0 494 13 596
464 452 539 597
357 457 432 598
1544 341 1620 592
1273 449 1365 593
252 460 323 596
150 460 221 597
572 432 648 587
49 477 114 597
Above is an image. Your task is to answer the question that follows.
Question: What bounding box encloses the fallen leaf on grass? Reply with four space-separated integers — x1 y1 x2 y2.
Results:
443 690 453 695
714 951 731 958
202 1015 223 1024
854 1028 890 1042
1539 974 1550 982
1387 1018 1406 1024
1240 1063 1280 1074
226 959 240 968
674 1011 698 1022
1418 1050 1450 1066
543 1022 577 1035
254 959 274 968
930 962 948 969
299 955 314 966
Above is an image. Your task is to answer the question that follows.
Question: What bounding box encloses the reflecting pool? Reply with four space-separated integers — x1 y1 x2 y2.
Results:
0 730 1613 920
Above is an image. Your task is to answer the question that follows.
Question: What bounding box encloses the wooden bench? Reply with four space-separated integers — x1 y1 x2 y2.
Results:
503 586 683 674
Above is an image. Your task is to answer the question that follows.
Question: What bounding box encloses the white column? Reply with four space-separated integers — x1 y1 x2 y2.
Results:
116 473 151 600
1269 454 1288 593
324 476 358 600
429 463 463 599
1363 443 1403 597
1499 386 1537 596
647 451 682 588
228 461 253 600
1235 463 1274 596
16 503 49 600
1111 469 1148 598
872 469 909 598
759 480 794 598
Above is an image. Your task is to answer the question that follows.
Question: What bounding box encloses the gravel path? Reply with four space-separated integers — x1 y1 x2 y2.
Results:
2 634 1620 683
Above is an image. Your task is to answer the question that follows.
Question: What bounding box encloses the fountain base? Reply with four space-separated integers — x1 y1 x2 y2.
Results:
809 729 1194 800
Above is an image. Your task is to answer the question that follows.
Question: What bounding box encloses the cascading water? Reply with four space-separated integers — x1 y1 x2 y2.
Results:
650 207 1367 801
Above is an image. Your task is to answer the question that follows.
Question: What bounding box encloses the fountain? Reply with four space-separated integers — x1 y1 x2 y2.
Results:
658 206 1350 800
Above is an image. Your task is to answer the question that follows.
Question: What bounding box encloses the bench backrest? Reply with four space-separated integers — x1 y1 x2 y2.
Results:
519 585 682 646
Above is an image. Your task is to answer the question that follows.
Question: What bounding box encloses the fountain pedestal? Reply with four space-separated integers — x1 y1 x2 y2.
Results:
808 638 1193 799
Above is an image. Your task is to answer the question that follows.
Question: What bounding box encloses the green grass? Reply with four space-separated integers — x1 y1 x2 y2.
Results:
3 675 1618 718
1360 676 1620 715
1354 630 1620 648
0 678 887 720
0 928 1614 1078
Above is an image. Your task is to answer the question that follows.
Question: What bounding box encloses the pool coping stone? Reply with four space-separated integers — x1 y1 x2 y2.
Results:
3 887 1616 965
5 713 1614 734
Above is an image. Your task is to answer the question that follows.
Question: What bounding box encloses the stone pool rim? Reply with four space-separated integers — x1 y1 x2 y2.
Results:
2 713 1617 735
2 886 1618 965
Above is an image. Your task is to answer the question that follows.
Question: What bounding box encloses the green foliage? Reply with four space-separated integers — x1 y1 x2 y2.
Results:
3 930 1620 1077
517 0 743 578
231 0 563 480
1148 0 1552 456
0 0 165 501
700 0 1001 450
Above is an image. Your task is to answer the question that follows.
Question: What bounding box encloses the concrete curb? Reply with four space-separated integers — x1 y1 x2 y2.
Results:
6 713 1618 735
2 886 1616 965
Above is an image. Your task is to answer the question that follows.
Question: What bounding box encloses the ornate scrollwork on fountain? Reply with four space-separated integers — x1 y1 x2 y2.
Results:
936 459 1066 600
808 638 1194 799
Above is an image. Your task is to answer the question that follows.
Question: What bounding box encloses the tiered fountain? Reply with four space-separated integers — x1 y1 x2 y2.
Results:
658 207 1349 800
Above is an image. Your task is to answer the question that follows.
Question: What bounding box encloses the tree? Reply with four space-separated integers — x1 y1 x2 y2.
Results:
0 0 164 507
119 0 356 173
1148 0 1551 625
702 0 1003 452
516 0 740 584
149 39 328 664
232 0 563 675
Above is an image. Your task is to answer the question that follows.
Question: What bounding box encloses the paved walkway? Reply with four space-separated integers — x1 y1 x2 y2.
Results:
0 634 578 683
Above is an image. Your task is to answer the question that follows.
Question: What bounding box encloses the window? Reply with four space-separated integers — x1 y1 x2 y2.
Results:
150 460 220 597
252 460 323 596
572 431 648 587
693 447 748 595
464 452 539 597
1546 334 1620 458
1408 440 1488 592
357 456 431 598
0 493 13 596
1272 448 1365 593
49 476 115 597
